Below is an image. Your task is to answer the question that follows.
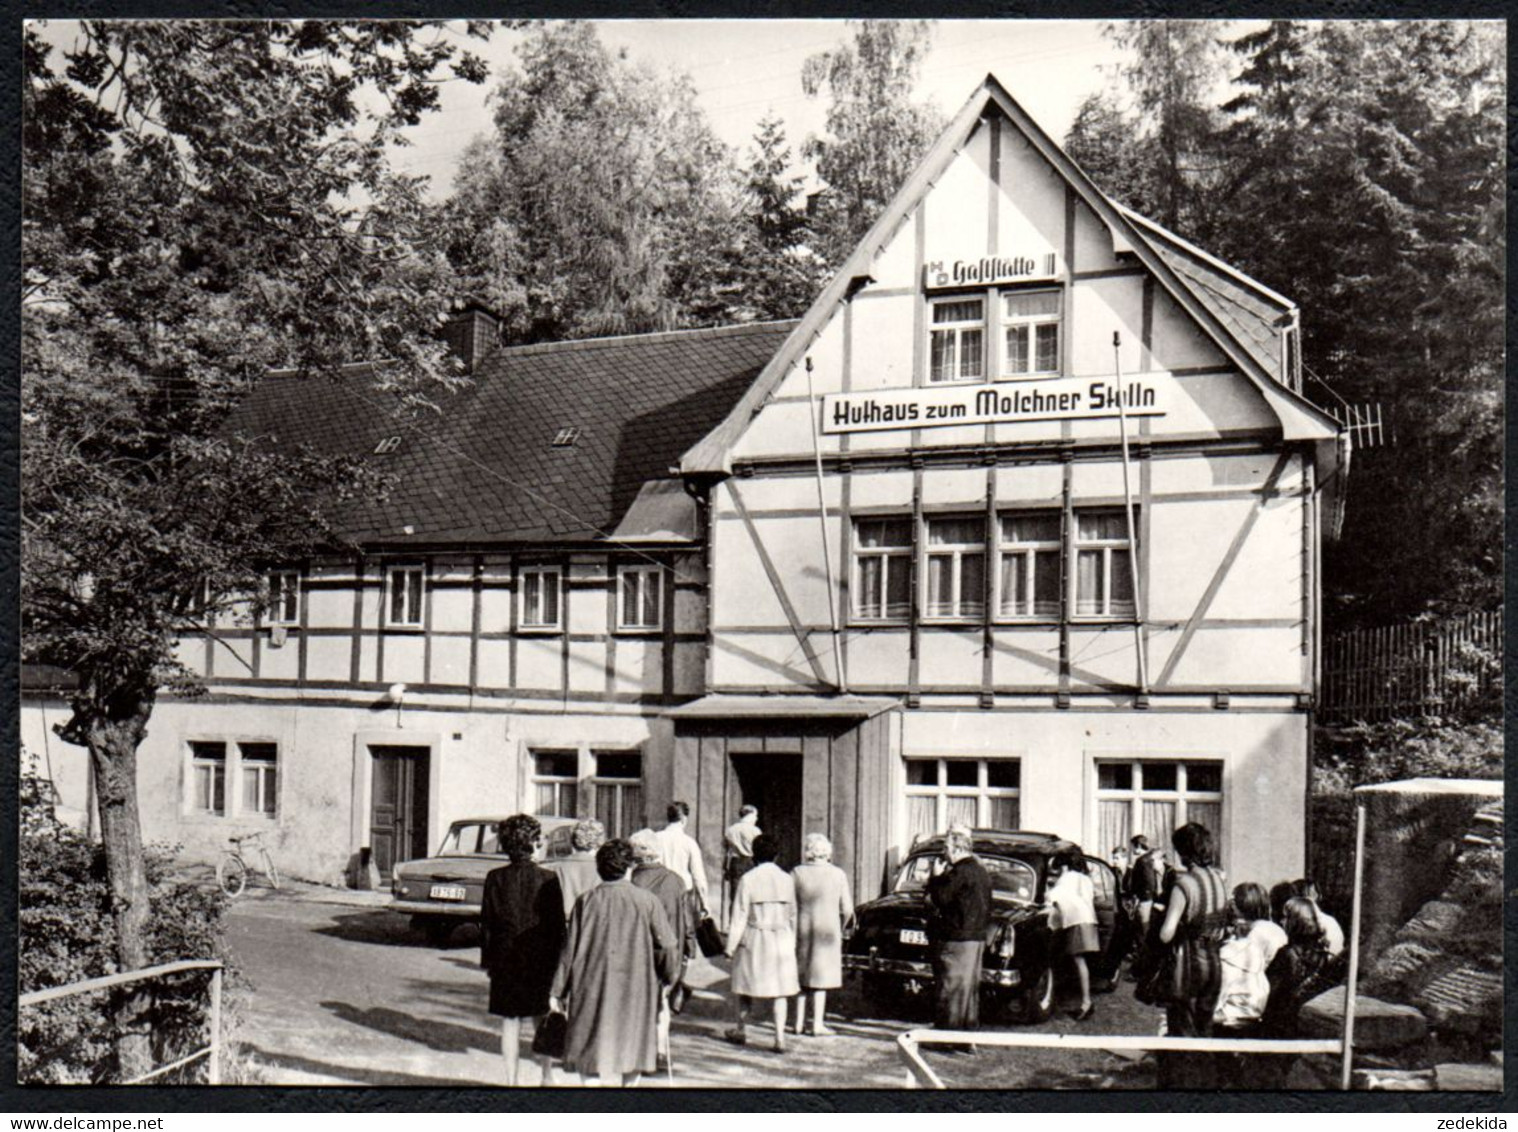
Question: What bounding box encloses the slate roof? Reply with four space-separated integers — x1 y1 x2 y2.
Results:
1119 207 1295 383
228 320 798 547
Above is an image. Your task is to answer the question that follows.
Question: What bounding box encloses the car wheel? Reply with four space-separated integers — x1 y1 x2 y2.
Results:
1020 963 1055 1024
412 916 455 946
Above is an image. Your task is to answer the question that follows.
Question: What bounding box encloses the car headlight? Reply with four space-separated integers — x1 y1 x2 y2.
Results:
991 922 1015 959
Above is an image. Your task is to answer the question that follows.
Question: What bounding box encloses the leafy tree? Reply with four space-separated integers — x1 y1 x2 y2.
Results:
1104 20 1232 242
1063 91 1155 213
22 19 488 1077
441 21 744 342
1210 20 1504 626
801 20 944 267
729 115 826 321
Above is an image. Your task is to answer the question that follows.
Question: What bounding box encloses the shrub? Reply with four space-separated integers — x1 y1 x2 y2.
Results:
19 755 236 1083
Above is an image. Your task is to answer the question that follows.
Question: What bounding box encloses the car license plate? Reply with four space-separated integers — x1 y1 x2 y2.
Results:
430 885 467 901
899 928 928 946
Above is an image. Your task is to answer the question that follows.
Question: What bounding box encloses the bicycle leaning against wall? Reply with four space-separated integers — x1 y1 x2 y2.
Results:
217 831 280 897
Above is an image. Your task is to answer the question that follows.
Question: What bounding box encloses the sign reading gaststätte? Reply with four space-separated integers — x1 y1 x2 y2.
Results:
821 375 1168 434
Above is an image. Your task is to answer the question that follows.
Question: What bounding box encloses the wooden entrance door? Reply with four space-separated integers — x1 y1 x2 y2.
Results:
369 745 430 878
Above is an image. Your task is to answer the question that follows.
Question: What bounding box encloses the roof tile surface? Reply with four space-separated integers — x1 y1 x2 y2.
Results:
228 321 797 547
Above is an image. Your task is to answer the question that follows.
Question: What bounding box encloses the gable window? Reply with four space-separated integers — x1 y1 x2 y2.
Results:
905 757 1020 842
266 569 301 626
1075 511 1137 618
853 518 912 622
998 513 1062 619
532 750 579 818
1003 290 1061 376
520 566 562 630
239 742 278 817
593 751 643 839
386 565 424 628
924 516 985 621
617 565 663 631
189 741 226 815
1096 759 1223 864
928 298 985 383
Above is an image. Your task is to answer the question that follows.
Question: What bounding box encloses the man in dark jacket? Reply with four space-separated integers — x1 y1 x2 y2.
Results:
924 828 992 1036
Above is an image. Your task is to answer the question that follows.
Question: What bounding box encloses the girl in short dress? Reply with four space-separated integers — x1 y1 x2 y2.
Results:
1047 847 1099 1021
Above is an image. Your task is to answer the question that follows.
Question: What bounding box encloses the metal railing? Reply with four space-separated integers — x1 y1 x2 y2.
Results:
19 959 225 1085
897 1029 1343 1089
900 800 1372 1090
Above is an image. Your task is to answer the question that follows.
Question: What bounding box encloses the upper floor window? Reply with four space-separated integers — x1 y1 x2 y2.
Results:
924 516 985 621
1003 290 1061 376
853 518 912 622
617 565 663 631
1075 511 1137 619
998 513 1062 619
520 566 562 630
929 298 985 383
266 569 301 625
386 565 424 628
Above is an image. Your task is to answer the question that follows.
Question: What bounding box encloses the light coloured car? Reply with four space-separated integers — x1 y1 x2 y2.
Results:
390 815 576 944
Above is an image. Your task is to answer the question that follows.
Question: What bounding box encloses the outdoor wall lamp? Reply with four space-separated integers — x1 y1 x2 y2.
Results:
388 682 407 727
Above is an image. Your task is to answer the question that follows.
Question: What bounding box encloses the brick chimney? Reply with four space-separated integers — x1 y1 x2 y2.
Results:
443 301 502 373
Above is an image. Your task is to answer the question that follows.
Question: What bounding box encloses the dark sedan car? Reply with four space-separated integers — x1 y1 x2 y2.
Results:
390 815 576 944
842 830 1118 1022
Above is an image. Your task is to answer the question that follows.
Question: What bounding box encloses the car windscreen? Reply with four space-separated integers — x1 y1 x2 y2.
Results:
893 854 1039 904
437 823 501 856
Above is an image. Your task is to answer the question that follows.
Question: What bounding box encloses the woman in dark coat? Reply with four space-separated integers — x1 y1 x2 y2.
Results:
480 813 566 1086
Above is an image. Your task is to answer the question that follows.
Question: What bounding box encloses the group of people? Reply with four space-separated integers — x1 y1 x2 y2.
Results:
1107 824 1346 1089
477 801 854 1086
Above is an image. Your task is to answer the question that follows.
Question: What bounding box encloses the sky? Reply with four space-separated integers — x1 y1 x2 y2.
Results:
384 20 1135 198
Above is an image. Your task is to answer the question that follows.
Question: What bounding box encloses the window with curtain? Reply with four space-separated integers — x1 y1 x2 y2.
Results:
924 516 986 621
998 512 1062 618
386 565 425 628
905 758 1020 841
592 751 643 838
520 566 562 629
1074 510 1137 619
617 565 662 630
1003 290 1061 376
1095 759 1224 863
532 750 579 817
189 741 226 815
928 298 986 382
239 742 278 816
853 518 912 621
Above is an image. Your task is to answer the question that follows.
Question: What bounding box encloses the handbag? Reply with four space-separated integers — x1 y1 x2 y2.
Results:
695 914 726 959
532 1010 568 1059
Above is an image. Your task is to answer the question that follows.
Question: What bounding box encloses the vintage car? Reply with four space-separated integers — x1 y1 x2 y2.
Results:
842 830 1119 1022
389 815 576 944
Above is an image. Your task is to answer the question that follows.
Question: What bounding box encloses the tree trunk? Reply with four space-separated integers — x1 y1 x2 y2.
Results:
85 703 154 1082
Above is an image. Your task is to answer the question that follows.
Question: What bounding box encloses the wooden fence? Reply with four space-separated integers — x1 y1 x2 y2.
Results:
1320 607 1501 723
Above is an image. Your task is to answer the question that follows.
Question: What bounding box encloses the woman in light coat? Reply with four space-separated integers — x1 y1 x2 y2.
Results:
791 832 853 1036
723 834 800 1052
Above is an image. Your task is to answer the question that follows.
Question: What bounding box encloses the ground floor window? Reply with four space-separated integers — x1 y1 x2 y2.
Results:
593 751 644 838
1095 759 1223 861
239 742 278 816
904 757 1020 841
532 750 579 818
190 741 226 815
